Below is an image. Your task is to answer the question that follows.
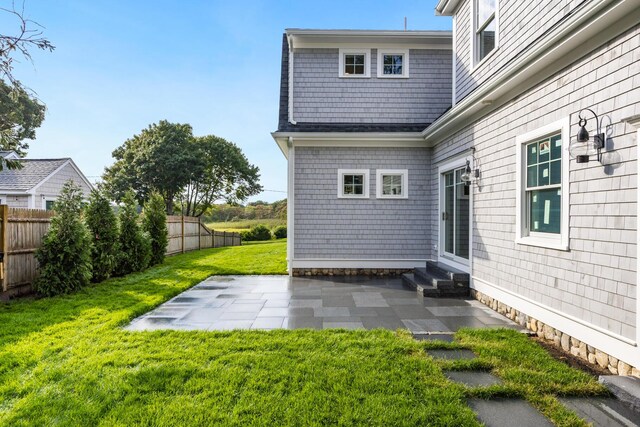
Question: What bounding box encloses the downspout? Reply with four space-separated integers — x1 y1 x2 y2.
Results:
287 34 297 125
287 137 295 274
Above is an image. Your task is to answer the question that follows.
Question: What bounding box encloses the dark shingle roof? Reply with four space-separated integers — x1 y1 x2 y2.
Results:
0 159 69 191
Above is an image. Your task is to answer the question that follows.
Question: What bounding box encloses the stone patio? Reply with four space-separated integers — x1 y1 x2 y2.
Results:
126 275 523 332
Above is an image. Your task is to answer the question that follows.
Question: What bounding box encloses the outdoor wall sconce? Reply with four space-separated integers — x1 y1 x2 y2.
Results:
460 159 479 185
568 108 605 163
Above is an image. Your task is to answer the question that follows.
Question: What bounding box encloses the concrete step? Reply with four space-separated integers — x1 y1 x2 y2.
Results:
599 375 640 415
402 273 470 298
426 260 470 282
414 267 455 289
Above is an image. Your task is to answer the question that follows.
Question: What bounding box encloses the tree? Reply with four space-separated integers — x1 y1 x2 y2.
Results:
102 120 197 214
142 191 168 266
34 181 92 296
117 191 151 275
0 80 44 158
1 3 55 89
181 135 262 217
85 189 119 282
0 4 53 163
103 121 262 216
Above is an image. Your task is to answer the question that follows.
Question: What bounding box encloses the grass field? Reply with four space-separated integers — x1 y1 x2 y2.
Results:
0 239 605 426
206 218 285 232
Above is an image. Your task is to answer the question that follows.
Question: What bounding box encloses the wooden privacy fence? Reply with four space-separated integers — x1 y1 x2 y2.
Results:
0 207 241 299
165 215 241 256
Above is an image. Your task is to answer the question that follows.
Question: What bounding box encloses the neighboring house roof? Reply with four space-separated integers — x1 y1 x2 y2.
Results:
0 158 93 193
0 151 20 160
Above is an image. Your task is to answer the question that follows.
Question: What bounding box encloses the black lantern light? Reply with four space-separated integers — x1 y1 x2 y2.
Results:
568 108 605 163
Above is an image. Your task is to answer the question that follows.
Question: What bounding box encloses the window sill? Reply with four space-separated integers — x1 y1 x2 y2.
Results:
515 236 568 251
376 75 410 79
471 45 500 74
376 195 408 199
339 75 371 79
337 195 369 199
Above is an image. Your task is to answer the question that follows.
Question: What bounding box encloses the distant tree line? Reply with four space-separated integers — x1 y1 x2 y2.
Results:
204 199 287 223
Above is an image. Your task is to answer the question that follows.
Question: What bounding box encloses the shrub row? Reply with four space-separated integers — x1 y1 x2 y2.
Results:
34 182 168 297
240 224 287 241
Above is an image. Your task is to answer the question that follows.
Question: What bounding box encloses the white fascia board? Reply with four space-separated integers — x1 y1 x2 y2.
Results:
272 132 425 144
291 259 427 269
67 158 95 191
272 134 289 159
435 0 461 16
286 29 452 50
423 0 638 144
0 190 29 195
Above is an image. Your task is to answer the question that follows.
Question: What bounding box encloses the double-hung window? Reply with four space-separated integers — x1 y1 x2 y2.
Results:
377 49 409 78
515 118 569 250
339 49 371 78
338 169 369 198
474 0 497 64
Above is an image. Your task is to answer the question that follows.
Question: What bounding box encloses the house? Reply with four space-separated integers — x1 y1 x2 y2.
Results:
0 152 93 209
272 0 640 376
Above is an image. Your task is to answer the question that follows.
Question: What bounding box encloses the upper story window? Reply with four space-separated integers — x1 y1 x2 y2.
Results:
377 49 409 78
474 0 497 64
339 49 371 78
515 118 569 251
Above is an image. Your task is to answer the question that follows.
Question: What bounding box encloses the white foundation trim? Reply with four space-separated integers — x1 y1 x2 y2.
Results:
291 259 426 269
472 276 640 367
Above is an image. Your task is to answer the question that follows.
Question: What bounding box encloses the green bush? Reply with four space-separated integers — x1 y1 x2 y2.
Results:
241 224 272 241
142 191 168 266
85 189 119 282
117 191 151 275
34 181 92 296
273 225 287 239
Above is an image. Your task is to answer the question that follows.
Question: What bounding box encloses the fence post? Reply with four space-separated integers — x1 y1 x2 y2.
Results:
181 215 185 254
0 205 7 292
198 218 202 250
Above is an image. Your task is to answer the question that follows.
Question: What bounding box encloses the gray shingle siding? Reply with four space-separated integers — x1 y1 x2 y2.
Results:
292 48 452 124
294 146 430 259
454 0 585 103
433 23 640 339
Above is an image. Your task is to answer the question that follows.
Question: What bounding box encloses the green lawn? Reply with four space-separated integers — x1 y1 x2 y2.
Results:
0 239 606 426
207 218 285 232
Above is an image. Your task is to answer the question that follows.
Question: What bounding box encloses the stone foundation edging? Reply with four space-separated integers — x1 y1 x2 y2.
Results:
292 268 411 277
471 289 640 378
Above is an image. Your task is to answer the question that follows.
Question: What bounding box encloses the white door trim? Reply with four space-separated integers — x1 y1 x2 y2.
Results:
437 154 473 273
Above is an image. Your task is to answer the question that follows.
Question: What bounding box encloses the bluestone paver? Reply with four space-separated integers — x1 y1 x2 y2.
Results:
467 399 554 427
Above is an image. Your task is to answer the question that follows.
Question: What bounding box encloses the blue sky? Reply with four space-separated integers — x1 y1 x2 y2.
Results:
2 0 450 203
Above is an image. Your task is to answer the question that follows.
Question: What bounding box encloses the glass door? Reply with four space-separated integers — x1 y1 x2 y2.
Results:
441 167 470 262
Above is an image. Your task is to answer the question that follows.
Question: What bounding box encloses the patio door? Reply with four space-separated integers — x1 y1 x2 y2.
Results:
439 159 471 270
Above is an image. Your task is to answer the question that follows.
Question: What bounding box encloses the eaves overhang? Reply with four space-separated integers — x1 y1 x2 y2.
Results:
435 0 461 16
285 28 452 49
271 131 425 160
423 0 640 145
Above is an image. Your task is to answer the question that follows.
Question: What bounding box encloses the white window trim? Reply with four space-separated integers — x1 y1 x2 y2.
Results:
42 195 57 210
515 118 570 251
337 169 370 199
338 48 371 78
470 0 500 70
376 169 408 199
376 49 409 78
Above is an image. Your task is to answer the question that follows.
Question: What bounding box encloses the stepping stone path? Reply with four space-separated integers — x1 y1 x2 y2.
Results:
559 397 640 427
420 336 640 426
427 349 477 360
467 399 554 427
444 371 501 387
412 333 455 342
